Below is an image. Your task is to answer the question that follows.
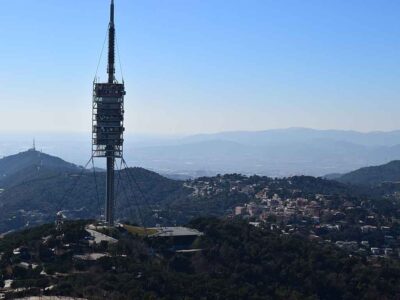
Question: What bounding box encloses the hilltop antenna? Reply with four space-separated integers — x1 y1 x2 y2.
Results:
92 0 125 226
33 138 36 151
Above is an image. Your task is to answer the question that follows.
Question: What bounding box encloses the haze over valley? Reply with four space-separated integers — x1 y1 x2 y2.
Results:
2 127 400 178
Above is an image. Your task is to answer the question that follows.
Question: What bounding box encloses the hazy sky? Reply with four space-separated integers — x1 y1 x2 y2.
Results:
0 0 400 135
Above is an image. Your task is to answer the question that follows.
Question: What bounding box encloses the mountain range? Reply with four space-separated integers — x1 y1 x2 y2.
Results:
2 128 400 177
127 128 400 177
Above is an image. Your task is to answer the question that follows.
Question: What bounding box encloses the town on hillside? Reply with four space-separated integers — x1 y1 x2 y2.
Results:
184 174 400 259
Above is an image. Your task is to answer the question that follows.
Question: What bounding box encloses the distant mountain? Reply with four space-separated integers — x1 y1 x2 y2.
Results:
336 160 400 186
128 128 400 177
2 128 400 177
0 149 79 179
179 128 400 147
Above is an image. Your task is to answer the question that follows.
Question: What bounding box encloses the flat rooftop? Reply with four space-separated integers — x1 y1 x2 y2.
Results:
149 227 203 237
86 228 118 244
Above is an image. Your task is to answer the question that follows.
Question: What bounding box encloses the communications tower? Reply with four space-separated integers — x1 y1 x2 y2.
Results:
92 0 125 226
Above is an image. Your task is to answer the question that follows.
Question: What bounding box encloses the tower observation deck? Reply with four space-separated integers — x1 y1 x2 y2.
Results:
92 0 125 226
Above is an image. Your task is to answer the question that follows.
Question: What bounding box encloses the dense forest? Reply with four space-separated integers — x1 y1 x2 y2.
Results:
1 219 400 299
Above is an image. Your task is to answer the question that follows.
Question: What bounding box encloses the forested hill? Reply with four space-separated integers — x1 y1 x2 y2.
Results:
1 218 400 299
0 162 188 234
337 160 400 186
0 150 193 233
0 149 79 179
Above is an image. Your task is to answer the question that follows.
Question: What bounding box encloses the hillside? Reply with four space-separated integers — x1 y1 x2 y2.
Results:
0 149 79 181
337 160 400 186
1 218 400 299
0 164 189 234
0 150 192 233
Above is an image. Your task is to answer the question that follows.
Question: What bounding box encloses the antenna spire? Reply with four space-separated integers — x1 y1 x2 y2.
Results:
110 0 115 24
107 0 115 83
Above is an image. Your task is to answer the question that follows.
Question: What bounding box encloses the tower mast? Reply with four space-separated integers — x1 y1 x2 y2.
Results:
92 0 126 226
106 0 116 226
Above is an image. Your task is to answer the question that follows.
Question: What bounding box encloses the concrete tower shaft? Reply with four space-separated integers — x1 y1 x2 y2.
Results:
106 0 116 226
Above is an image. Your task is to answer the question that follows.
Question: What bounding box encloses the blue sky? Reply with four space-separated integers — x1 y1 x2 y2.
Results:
0 0 400 134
